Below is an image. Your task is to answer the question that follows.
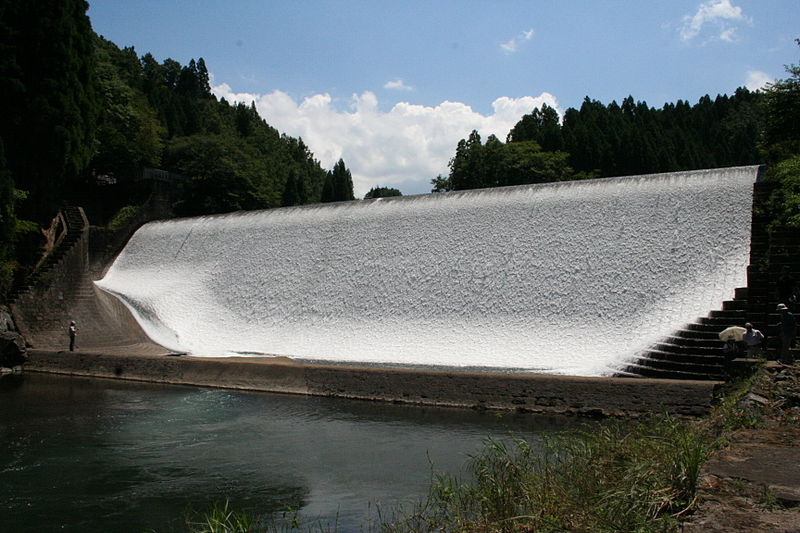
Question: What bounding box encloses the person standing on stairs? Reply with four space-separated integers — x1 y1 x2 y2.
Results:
776 304 796 364
777 266 797 307
743 323 765 357
68 320 77 352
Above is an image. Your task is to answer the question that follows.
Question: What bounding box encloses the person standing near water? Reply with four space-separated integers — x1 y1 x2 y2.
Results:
68 320 77 352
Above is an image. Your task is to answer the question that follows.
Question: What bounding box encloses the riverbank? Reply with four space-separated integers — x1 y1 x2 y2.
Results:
176 363 800 533
23 348 720 417
681 361 800 532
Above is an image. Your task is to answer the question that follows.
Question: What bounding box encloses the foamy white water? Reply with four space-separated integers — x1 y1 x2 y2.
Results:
96 166 759 375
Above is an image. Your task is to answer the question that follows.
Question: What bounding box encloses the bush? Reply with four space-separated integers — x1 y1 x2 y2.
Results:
107 205 142 230
766 155 800 229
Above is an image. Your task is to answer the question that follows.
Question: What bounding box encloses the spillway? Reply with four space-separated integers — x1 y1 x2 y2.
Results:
96 166 759 376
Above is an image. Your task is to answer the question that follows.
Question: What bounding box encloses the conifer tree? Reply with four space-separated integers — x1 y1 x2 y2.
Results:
282 169 303 207
331 159 355 201
0 0 99 223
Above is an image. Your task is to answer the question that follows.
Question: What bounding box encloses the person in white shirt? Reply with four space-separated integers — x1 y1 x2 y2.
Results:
742 322 764 357
68 320 77 352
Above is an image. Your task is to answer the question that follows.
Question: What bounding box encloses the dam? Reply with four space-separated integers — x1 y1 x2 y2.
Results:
94 166 758 376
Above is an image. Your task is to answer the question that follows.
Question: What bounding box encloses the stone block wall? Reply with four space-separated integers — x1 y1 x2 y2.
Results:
10 212 89 346
25 350 720 417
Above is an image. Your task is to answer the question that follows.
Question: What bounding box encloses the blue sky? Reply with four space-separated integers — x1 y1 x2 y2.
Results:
87 1 799 196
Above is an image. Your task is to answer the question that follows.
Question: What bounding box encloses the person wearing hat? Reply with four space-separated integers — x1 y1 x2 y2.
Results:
742 322 764 357
68 320 77 352
776 303 796 363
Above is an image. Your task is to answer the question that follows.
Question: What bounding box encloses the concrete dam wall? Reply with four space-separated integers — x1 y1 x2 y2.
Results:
96 166 759 376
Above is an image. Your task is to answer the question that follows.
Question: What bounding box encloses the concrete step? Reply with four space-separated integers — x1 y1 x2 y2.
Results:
721 299 748 311
649 345 726 360
708 309 747 319
674 328 723 340
663 336 726 348
652 343 725 356
689 320 740 332
624 363 724 381
635 356 724 375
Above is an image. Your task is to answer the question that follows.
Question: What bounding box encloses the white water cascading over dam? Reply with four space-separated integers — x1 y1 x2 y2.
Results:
96 166 760 376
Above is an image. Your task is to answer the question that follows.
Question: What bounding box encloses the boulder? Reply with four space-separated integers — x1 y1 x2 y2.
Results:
0 331 27 368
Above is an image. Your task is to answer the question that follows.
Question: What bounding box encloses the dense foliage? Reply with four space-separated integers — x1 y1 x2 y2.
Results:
438 90 764 192
0 0 100 225
321 159 356 203
0 0 354 295
762 39 800 228
364 186 403 199
88 37 339 218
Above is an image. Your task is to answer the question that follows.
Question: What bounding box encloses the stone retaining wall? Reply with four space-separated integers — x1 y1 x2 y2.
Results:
25 349 721 417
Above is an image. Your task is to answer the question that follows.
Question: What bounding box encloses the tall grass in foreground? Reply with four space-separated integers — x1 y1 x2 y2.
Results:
379 415 716 533
181 415 717 533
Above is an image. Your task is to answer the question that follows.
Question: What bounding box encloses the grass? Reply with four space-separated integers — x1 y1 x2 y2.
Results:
185 501 253 533
177 369 774 533
378 415 717 533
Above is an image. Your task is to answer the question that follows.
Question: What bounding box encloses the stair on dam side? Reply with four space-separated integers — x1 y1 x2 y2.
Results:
622 303 746 380
624 178 800 380
8 206 87 304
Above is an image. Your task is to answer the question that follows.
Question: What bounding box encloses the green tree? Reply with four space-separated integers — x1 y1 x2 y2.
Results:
0 0 100 223
364 186 402 199
498 141 578 186
765 156 800 228
507 103 563 152
281 169 304 207
762 39 800 162
164 135 268 216
449 130 486 190
92 36 163 182
430 174 452 192
322 159 355 202
762 39 800 230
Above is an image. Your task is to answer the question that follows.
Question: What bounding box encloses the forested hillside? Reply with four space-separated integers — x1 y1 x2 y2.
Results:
438 89 764 191
0 0 354 294
90 35 357 219
0 0 797 302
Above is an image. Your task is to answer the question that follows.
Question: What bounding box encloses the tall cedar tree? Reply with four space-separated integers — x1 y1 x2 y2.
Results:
0 0 99 224
322 159 355 202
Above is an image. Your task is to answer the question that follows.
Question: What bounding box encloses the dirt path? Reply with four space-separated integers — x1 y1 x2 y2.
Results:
683 363 800 532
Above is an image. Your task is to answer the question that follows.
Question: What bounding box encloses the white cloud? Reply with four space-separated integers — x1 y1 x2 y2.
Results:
745 70 772 91
212 82 559 197
500 29 535 53
384 79 414 91
718 27 737 42
679 0 748 43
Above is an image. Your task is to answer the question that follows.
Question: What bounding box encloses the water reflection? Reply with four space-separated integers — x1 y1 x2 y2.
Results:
1 373 579 532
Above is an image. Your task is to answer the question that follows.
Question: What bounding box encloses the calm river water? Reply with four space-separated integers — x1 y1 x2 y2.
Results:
1 372 580 532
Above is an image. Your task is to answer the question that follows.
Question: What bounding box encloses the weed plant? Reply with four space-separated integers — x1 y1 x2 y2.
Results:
378 415 716 533
177 378 788 533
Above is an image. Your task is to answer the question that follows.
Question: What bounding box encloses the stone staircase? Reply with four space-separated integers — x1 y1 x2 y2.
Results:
623 178 799 380
7 205 159 350
7 206 87 304
622 296 747 380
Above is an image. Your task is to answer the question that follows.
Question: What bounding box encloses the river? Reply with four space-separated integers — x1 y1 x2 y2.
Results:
0 372 581 532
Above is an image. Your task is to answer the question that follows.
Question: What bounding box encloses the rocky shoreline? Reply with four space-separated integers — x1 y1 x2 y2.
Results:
682 362 800 532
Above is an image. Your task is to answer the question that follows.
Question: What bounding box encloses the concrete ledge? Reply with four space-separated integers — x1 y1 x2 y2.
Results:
24 349 722 417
